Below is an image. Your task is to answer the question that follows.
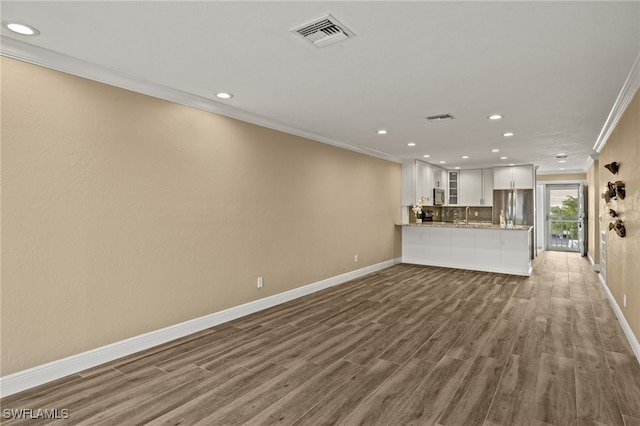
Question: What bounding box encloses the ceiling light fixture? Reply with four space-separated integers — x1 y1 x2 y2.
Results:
558 160 567 163
503 132 514 137
509 163 515 166
491 149 500 153
423 155 430 158
455 167 461 170
4 22 40 35
462 156 469 159
560 168 566 171
216 92 233 99
439 161 446 164
377 129 388 135
488 114 503 120
407 142 416 147
555 153 568 159
500 156 508 160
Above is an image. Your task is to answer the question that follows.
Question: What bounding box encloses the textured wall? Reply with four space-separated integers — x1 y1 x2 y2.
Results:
0 57 401 375
598 89 640 343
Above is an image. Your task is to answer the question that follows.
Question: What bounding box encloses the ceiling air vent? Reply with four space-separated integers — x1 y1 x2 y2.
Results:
292 14 355 48
425 113 454 122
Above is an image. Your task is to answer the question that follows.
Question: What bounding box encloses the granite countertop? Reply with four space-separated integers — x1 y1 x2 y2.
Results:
399 221 533 231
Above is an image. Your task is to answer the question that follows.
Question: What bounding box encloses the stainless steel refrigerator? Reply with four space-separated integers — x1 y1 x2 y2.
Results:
493 189 535 226
493 189 535 258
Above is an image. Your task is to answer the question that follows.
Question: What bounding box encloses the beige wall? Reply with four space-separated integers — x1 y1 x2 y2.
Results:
0 57 402 375
537 173 587 181
598 89 640 343
587 159 600 266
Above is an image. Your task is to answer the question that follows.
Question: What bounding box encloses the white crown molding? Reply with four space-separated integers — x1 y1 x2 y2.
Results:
0 36 402 164
0 257 402 397
594 51 640 153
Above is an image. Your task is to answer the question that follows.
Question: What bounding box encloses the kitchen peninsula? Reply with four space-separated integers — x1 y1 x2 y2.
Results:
400 222 533 276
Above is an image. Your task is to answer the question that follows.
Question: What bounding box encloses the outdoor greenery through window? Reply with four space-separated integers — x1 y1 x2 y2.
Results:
548 186 580 251
551 195 579 239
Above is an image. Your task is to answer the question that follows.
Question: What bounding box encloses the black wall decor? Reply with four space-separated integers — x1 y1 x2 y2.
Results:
609 219 626 238
604 161 619 174
604 181 625 202
603 161 627 238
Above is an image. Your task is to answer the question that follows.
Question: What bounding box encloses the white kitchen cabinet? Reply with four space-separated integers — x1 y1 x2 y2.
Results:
434 168 447 189
493 167 513 190
493 165 534 189
402 225 429 264
401 225 532 276
458 169 493 206
428 227 452 263
402 160 435 206
422 162 434 201
475 229 501 266
448 171 459 205
450 228 476 266
459 169 483 206
415 161 427 203
511 166 534 189
482 168 494 206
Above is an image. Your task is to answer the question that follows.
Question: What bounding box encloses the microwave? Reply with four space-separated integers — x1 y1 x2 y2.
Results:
433 188 445 205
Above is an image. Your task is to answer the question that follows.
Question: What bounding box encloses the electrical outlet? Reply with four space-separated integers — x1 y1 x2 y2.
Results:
354 255 358 263
474 211 478 217
257 277 263 288
623 294 627 307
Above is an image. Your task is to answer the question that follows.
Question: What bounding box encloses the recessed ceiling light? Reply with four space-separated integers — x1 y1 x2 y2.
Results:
508 163 515 166
559 168 566 170
407 142 416 147
500 156 508 160
423 154 430 158
4 22 40 36
488 114 503 120
503 132 514 137
558 160 567 163
462 156 469 159
216 92 233 99
377 129 388 135
491 149 500 153
455 166 461 170
439 161 446 164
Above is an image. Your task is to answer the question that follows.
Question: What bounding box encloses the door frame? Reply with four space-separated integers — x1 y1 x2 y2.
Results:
545 183 581 252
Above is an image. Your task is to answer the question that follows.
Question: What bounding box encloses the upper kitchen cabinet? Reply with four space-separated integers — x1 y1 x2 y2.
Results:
482 168 494 206
402 160 434 205
459 169 482 206
459 169 494 206
434 168 448 190
448 171 459 205
493 165 535 189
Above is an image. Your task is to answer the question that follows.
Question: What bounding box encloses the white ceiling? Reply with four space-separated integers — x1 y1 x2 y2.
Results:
2 1 639 173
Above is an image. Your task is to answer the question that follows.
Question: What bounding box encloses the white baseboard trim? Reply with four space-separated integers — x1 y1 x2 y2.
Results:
599 275 640 364
0 257 401 398
587 252 601 272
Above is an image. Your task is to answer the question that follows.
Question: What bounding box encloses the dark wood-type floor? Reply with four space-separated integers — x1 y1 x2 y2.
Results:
2 251 640 426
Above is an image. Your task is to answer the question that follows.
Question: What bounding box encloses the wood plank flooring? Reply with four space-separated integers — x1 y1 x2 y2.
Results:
2 251 640 425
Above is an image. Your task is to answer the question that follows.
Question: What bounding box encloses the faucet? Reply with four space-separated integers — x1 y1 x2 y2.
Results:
465 206 470 225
